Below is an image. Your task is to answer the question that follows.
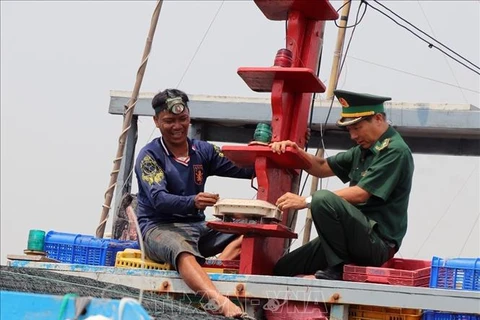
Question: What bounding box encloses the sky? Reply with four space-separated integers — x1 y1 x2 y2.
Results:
1 1 479 265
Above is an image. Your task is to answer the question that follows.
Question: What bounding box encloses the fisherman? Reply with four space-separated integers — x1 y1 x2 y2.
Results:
134 88 254 317
270 90 414 280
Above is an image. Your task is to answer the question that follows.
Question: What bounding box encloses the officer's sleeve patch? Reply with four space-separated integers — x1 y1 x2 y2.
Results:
212 144 225 157
141 155 164 185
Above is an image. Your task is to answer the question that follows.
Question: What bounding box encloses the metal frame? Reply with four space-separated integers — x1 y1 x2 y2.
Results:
109 91 480 156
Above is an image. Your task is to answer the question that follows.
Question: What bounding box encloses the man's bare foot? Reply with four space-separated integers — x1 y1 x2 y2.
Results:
206 295 243 318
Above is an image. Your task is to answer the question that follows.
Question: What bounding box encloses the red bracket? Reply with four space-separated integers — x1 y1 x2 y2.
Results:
237 67 326 93
206 221 297 239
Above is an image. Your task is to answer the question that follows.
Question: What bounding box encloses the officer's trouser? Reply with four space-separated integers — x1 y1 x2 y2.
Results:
273 190 392 277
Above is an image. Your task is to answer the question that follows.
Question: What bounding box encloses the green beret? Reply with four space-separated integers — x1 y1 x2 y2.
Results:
334 89 391 127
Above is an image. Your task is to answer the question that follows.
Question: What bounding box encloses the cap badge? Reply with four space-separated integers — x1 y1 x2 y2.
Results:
339 98 349 107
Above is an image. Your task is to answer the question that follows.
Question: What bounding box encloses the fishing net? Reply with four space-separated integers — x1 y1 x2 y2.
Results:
0 265 229 320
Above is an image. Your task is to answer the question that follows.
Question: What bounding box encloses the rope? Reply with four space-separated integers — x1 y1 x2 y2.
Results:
96 0 164 238
130 209 147 304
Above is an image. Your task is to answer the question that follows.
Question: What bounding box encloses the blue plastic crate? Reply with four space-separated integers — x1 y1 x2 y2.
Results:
45 231 139 266
429 256 480 291
423 311 480 320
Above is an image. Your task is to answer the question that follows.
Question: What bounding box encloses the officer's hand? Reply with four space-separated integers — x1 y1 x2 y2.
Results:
305 128 311 145
276 192 307 210
269 140 299 154
194 192 220 210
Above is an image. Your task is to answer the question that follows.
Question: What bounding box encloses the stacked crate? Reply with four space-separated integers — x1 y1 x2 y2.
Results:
349 306 422 320
44 231 139 266
423 257 480 320
343 258 431 287
342 258 430 320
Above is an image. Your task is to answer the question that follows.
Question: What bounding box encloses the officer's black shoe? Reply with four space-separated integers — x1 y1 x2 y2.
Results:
314 265 344 280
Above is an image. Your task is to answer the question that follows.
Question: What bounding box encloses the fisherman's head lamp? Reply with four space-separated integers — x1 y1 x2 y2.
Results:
166 97 187 114
154 96 188 115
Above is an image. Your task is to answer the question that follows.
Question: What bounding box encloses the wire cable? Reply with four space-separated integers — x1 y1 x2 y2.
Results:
459 214 480 257
334 0 367 29
374 0 479 71
176 1 225 88
416 1 468 103
365 0 480 75
414 165 478 258
348 55 480 94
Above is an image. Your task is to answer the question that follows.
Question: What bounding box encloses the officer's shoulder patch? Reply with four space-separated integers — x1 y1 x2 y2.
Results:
375 138 391 151
141 154 164 185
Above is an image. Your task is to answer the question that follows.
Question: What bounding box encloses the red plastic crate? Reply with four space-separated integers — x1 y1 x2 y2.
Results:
343 258 431 287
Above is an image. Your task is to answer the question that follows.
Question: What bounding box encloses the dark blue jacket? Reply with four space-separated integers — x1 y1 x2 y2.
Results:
135 137 254 235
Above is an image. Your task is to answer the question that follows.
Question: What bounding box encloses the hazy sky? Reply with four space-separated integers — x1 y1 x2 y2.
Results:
1 1 479 265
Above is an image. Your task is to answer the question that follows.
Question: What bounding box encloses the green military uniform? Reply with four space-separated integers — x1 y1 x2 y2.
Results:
274 90 414 277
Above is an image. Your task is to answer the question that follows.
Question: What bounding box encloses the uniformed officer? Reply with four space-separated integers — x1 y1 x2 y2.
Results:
270 89 414 280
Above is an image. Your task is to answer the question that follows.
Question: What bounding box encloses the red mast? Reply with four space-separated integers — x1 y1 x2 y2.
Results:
208 0 339 275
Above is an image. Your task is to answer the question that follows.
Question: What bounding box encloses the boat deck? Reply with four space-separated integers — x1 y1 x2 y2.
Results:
8 260 480 317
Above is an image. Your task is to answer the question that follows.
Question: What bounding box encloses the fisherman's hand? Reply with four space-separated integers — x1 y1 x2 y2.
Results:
194 192 220 210
269 140 299 154
276 192 307 210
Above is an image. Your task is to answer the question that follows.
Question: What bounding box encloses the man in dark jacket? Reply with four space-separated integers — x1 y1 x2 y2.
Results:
135 88 254 317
